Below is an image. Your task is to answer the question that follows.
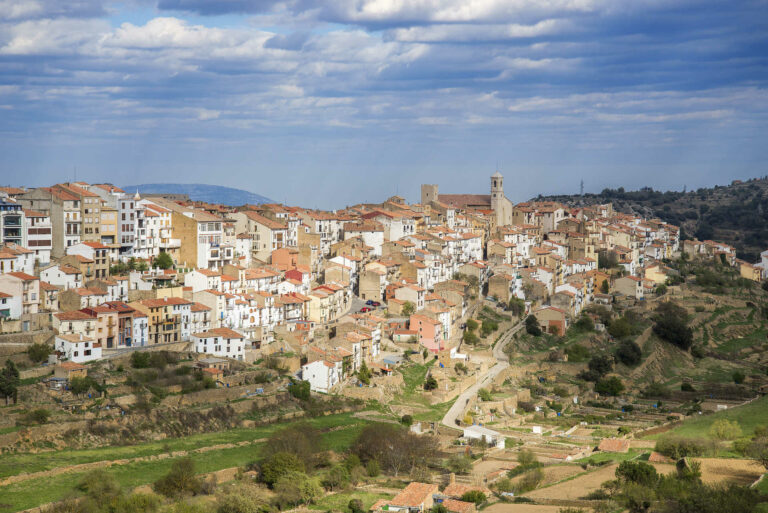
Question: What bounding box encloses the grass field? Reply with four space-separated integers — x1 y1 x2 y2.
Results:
644 395 768 440
308 491 392 512
0 412 370 513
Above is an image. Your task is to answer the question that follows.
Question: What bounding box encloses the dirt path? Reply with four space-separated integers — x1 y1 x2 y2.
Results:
0 438 268 487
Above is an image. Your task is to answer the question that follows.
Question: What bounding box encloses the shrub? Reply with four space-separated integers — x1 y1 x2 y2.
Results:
21 408 50 425
289 380 311 400
513 468 544 494
616 461 659 487
460 491 487 505
446 455 473 474
400 414 413 426
27 343 52 363
588 355 614 376
131 351 152 369
572 315 594 332
595 376 624 396
525 315 542 336
153 457 202 498
565 344 590 362
273 471 322 509
260 452 305 486
424 376 438 390
691 345 705 359
615 340 642 366
732 371 746 384
466 319 479 331
709 419 742 440
322 465 350 491
681 382 695 392
643 382 671 398
653 301 693 350
216 481 270 513
655 437 714 459
365 460 380 477
478 388 492 401
349 499 365 513
608 317 633 338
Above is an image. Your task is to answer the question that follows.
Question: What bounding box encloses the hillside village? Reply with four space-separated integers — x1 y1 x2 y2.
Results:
0 175 767 513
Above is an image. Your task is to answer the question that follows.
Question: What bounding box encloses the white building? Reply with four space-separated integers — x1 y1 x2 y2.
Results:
463 425 505 449
301 359 341 394
40 264 83 290
55 333 102 363
24 210 52 265
191 327 246 360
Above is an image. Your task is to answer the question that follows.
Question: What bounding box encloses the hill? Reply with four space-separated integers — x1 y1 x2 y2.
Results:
535 176 768 261
123 183 274 206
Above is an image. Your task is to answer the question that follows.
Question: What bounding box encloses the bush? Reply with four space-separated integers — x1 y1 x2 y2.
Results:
478 388 492 401
365 460 380 477
691 345 705 359
572 315 594 332
153 457 202 498
260 452 305 486
709 419 742 440
322 465 350 491
565 344 590 362
681 382 695 392
588 355 614 376
289 380 311 400
595 376 624 396
616 461 659 487
643 382 671 398
466 319 478 331
216 481 270 513
349 499 365 513
732 371 746 384
274 471 322 509
608 317 633 338
653 301 693 350
446 455 473 474
424 376 438 391
463 330 479 345
615 340 642 366
525 315 542 336
513 468 544 494
27 343 52 363
460 491 487 505
400 414 413 426
655 437 714 459
22 408 50 425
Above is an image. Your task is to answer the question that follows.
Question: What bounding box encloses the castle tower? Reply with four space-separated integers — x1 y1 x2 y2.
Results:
421 184 439 205
490 171 503 212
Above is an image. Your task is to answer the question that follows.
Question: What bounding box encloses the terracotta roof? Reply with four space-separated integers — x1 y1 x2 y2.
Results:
390 482 439 508
57 361 86 370
442 483 492 498
6 272 37 281
442 499 476 513
193 327 245 339
55 311 96 321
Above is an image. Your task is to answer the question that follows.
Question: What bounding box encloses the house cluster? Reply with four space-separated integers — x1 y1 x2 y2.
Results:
369 479 491 513
2 175 760 390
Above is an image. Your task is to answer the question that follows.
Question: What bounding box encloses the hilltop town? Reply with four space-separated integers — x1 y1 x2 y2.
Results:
0 175 767 513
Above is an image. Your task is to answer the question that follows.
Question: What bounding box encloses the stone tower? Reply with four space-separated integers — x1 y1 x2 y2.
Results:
421 184 439 205
490 171 503 212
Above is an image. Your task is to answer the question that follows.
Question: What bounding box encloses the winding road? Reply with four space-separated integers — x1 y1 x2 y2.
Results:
440 318 525 431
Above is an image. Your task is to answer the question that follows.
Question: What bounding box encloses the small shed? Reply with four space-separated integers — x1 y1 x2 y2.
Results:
463 425 505 449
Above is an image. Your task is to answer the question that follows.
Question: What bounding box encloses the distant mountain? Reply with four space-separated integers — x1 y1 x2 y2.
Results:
534 176 768 261
123 183 274 206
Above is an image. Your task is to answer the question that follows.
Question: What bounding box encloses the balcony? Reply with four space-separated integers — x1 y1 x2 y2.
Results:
165 238 181 248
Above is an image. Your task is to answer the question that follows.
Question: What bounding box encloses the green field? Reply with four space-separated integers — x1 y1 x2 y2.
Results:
308 490 392 512
644 395 768 440
0 412 369 513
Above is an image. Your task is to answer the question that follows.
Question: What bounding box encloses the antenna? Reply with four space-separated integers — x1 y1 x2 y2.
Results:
580 179 584 196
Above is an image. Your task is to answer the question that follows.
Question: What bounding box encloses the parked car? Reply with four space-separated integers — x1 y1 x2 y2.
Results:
360 307 371 313
366 300 375 305
370 301 381 307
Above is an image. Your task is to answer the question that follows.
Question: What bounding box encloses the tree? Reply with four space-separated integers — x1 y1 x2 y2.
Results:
653 301 693 350
131 351 152 369
588 355 614 376
154 251 174 270
357 361 372 385
260 452 305 487
349 499 365 513
460 491 486 505
525 315 542 336
0 359 20 405
572 315 594 332
595 376 624 396
27 343 52 363
709 419 741 440
615 340 642 366
746 436 768 470
446 455 473 474
289 379 311 400
70 376 99 396
322 464 350 491
600 279 610 294
466 319 479 331
615 461 659 487
424 375 438 390
478 388 492 401
608 317 633 338
656 284 668 296
153 457 202 497
462 331 479 345
353 423 439 477
273 471 322 508
508 297 525 317
732 371 745 384
402 301 415 316
400 414 413 426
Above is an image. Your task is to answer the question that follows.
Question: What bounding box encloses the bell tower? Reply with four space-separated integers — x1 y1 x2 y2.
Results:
490 171 503 212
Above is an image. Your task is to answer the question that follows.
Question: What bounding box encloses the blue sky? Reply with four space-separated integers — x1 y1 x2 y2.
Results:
0 0 766 208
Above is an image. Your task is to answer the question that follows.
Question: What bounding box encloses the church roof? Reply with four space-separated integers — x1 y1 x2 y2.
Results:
492 171 503 178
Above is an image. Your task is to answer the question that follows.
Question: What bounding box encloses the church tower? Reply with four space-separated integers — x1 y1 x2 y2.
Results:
490 171 503 212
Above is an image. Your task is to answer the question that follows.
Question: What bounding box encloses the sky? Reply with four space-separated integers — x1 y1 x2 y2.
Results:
0 0 767 208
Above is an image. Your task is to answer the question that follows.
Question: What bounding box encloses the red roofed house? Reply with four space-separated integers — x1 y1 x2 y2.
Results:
532 306 568 336
614 275 644 300
409 314 445 353
0 271 40 315
191 327 246 360
371 482 439 513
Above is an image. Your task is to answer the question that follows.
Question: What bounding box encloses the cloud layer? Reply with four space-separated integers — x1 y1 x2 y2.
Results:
0 0 766 205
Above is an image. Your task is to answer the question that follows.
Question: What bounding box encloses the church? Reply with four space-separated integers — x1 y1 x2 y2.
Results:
421 171 514 226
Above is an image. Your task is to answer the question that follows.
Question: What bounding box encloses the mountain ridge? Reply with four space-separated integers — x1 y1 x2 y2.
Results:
123 183 273 206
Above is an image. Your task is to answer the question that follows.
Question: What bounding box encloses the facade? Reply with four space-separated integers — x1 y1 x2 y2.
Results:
191 327 246 360
55 333 102 363
24 210 52 264
301 359 340 393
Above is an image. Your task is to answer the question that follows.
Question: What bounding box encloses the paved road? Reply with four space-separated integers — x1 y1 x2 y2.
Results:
440 318 525 431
